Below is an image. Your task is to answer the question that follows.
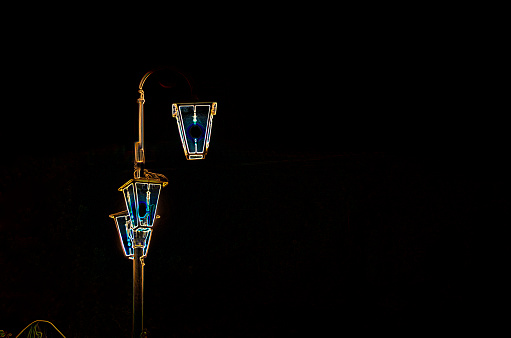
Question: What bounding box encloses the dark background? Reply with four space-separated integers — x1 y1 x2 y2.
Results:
0 28 505 336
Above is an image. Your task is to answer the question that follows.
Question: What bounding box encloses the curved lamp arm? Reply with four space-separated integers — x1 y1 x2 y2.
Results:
134 72 149 173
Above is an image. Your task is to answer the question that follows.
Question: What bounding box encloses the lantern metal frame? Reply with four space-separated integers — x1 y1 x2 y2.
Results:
172 102 217 160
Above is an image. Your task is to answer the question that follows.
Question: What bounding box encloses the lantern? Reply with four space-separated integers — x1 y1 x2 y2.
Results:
172 102 217 160
109 211 154 258
109 177 167 259
119 177 167 230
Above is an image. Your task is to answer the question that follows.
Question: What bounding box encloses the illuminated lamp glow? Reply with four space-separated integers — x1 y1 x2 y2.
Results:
172 102 217 160
109 211 134 258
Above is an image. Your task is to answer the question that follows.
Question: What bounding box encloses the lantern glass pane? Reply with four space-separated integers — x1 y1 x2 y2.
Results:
123 183 138 228
140 229 152 257
115 214 134 257
173 102 216 160
135 182 161 228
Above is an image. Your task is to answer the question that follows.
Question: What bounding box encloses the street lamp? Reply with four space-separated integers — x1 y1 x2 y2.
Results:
109 69 217 338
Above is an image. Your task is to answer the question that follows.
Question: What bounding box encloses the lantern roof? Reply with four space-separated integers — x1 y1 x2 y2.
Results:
118 177 168 191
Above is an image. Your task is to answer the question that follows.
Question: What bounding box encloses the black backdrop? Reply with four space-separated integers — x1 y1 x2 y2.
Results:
1 42 502 336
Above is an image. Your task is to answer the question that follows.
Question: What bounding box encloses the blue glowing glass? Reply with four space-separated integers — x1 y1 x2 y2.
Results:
123 184 137 228
135 182 161 228
110 211 134 258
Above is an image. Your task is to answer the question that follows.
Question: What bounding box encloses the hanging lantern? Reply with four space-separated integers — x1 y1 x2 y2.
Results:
172 102 217 160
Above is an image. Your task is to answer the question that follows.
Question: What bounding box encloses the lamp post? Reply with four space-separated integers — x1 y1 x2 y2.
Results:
110 69 217 337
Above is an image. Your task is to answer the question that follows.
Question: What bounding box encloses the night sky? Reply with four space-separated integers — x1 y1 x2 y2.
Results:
0 39 503 336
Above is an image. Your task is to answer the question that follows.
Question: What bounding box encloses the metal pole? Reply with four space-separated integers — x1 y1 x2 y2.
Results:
133 234 145 338
138 91 145 155
134 90 146 179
